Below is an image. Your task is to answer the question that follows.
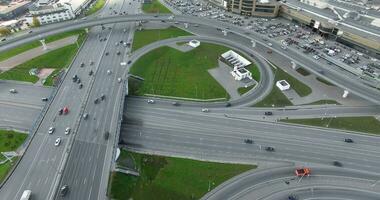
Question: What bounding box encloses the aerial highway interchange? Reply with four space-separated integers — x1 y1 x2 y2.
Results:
0 0 380 199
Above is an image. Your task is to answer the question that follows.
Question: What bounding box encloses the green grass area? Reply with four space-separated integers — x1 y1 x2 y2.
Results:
316 77 335 86
129 43 230 100
0 31 87 85
238 84 255 95
304 100 341 105
296 67 310 76
142 0 171 14
281 116 380 135
0 29 86 62
132 26 192 51
86 0 106 16
246 64 261 82
0 130 27 182
110 150 256 200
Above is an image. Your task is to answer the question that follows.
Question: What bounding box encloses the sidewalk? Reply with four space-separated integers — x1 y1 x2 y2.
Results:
0 35 78 72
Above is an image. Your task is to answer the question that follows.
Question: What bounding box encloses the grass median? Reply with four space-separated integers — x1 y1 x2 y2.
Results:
129 43 230 100
142 0 171 14
86 0 106 16
109 150 256 200
0 30 87 86
132 26 192 51
0 29 86 62
280 116 380 135
254 65 312 107
0 130 27 183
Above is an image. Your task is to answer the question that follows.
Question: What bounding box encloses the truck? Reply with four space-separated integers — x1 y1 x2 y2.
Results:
295 168 311 177
20 190 31 200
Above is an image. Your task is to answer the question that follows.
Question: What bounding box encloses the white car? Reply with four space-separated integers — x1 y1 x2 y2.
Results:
65 127 71 135
201 108 209 112
107 70 112 75
48 127 55 134
313 55 320 60
55 138 61 146
117 77 122 83
267 43 273 47
9 89 17 93
147 99 155 104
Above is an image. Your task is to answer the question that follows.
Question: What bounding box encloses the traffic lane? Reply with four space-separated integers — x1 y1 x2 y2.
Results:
124 100 380 148
121 105 380 171
201 166 380 200
0 82 52 107
0 103 41 132
125 96 380 118
283 187 380 200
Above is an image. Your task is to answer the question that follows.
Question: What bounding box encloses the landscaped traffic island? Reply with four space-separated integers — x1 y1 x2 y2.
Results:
109 150 256 200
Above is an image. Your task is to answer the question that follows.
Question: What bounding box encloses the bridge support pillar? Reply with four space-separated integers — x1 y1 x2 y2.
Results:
342 90 349 98
39 39 47 50
291 61 296 69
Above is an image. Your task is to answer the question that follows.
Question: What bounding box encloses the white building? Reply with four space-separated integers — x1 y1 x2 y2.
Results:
221 50 253 81
188 40 200 48
26 3 75 25
276 80 290 91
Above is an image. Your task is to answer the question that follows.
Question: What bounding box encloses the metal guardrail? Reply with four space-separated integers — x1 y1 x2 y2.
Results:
0 33 89 189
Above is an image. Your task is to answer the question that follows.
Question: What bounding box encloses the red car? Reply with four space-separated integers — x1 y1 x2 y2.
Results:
63 107 69 114
295 168 311 177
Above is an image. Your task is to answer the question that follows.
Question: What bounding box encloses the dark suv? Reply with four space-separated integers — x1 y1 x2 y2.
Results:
264 111 273 116
344 138 354 143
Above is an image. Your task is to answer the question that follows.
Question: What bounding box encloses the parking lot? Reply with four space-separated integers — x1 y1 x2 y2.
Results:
163 0 380 81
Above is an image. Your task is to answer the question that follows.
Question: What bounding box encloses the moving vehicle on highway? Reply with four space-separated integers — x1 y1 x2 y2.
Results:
63 107 69 114
264 111 273 116
104 131 110 140
55 138 61 146
79 83 83 89
244 139 253 144
89 70 94 76
344 138 354 143
201 108 209 112
60 185 69 197
147 99 155 104
172 102 180 106
295 167 311 177
83 113 89 120
65 127 71 135
48 127 55 134
9 89 17 94
333 161 343 167
41 98 48 101
20 190 31 200
265 146 275 152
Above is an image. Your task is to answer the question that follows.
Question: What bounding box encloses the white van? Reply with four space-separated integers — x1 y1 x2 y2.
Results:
20 190 31 200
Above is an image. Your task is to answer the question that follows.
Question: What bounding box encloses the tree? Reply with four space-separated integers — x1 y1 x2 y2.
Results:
32 16 41 27
0 27 11 36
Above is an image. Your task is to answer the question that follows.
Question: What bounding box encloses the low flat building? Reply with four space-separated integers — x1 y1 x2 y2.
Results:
221 50 253 81
276 80 290 91
188 40 200 48
25 2 75 25
0 0 31 20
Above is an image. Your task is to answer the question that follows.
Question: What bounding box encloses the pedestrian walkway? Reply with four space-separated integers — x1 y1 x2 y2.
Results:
0 35 78 72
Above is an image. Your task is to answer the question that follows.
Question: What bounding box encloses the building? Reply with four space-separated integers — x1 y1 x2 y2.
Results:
25 2 75 25
188 40 200 48
276 80 290 91
0 0 31 20
221 50 253 81
225 0 280 17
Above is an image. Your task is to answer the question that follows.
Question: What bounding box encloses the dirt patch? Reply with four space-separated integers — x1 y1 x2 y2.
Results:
38 68 55 79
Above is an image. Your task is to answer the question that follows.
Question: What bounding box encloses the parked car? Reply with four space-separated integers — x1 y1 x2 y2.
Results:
83 113 89 120
60 185 69 197
100 94 106 100
265 146 275 152
79 83 83 89
94 98 100 104
89 70 94 76
104 131 110 140
244 139 253 144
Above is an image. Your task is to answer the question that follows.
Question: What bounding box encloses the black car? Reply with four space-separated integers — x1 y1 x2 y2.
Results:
244 139 253 144
117 51 121 55
104 131 110 140
105 52 109 56
59 108 63 115
225 102 231 107
89 70 93 76
41 97 48 101
264 111 273 116
127 60 132 64
80 62 85 67
333 161 343 167
288 195 297 200
265 146 275 152
79 84 83 89
94 98 100 104
60 185 69 197
100 94 106 100
72 75 78 81
344 138 354 143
